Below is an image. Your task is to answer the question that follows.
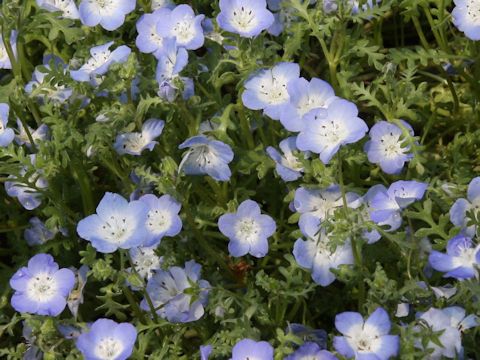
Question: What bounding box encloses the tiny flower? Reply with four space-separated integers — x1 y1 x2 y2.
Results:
231 339 274 360
67 265 89 318
266 136 304 182
128 246 162 280
24 217 57 246
217 0 275 38
0 31 17 69
15 120 50 147
70 42 131 83
294 184 361 223
452 0 480 41
139 194 182 247
79 0 136 31
334 307 399 360
135 8 170 58
141 260 210 323
178 135 234 182
10 253 75 316
0 103 15 147
114 119 165 156
428 235 480 280
416 306 478 359
5 155 48 210
285 342 337 360
280 77 337 132
242 62 300 120
76 192 150 253
200 345 213 360
76 318 137 360
36 0 80 19
297 99 368 164
450 176 480 237
293 214 354 286
364 120 415 174
156 4 205 50
218 199 276 258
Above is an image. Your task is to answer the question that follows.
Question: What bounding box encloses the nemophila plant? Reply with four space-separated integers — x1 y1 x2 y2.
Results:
2 0 480 358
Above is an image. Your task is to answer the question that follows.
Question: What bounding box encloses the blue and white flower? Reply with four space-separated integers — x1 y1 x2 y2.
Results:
296 99 368 164
15 120 50 148
266 136 304 182
156 4 205 50
152 0 174 10
67 265 89 318
333 307 399 360
24 217 57 246
36 0 79 19
76 192 150 253
285 342 337 360
79 0 136 31
141 260 210 323
178 135 234 182
114 119 165 156
429 235 480 280
0 31 17 69
452 0 480 41
280 77 337 132
242 62 300 120
139 194 182 247
217 0 275 38
0 103 15 147
70 42 131 83
76 318 137 360
10 253 75 316
364 120 415 174
135 8 170 58
218 199 276 258
128 246 162 280
231 339 274 360
293 214 354 286
450 176 480 237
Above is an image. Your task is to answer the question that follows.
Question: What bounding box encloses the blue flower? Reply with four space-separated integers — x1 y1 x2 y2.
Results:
79 0 136 31
24 217 57 246
416 306 478 359
70 42 131 83
141 260 210 323
178 135 234 181
217 0 275 38
200 345 212 360
128 246 162 280
15 120 50 147
114 118 165 156
231 339 274 360
266 136 304 182
297 99 368 164
218 199 276 258
450 176 480 237
76 192 150 253
242 62 300 120
285 342 337 360
76 319 137 360
0 103 15 147
280 77 337 132
135 8 170 58
286 323 328 350
139 194 182 247
67 265 89 319
293 214 354 286
370 180 428 226
0 31 17 69
5 155 48 210
364 120 415 174
155 38 189 84
152 0 174 10
429 235 480 280
36 0 79 19
10 253 75 316
156 4 205 50
452 0 480 40
334 308 399 360
294 184 361 223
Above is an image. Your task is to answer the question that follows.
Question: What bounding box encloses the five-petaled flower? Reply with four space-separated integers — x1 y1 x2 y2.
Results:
135 8 170 58
266 136 304 182
114 118 165 156
79 0 136 31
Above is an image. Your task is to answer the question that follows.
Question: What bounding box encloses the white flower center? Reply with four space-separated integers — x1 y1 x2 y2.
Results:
317 119 347 144
234 217 260 243
257 73 290 105
298 96 326 117
122 133 147 153
452 245 478 269
94 0 113 10
27 273 58 302
466 0 480 24
231 6 258 31
281 152 302 171
189 145 214 168
84 49 111 72
0 120 5 133
310 195 337 220
146 209 172 235
94 337 124 360
149 28 164 47
99 215 135 244
132 248 161 279
173 20 195 44
379 132 407 158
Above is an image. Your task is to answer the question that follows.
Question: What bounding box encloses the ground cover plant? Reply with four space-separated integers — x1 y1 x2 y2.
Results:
0 0 480 358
